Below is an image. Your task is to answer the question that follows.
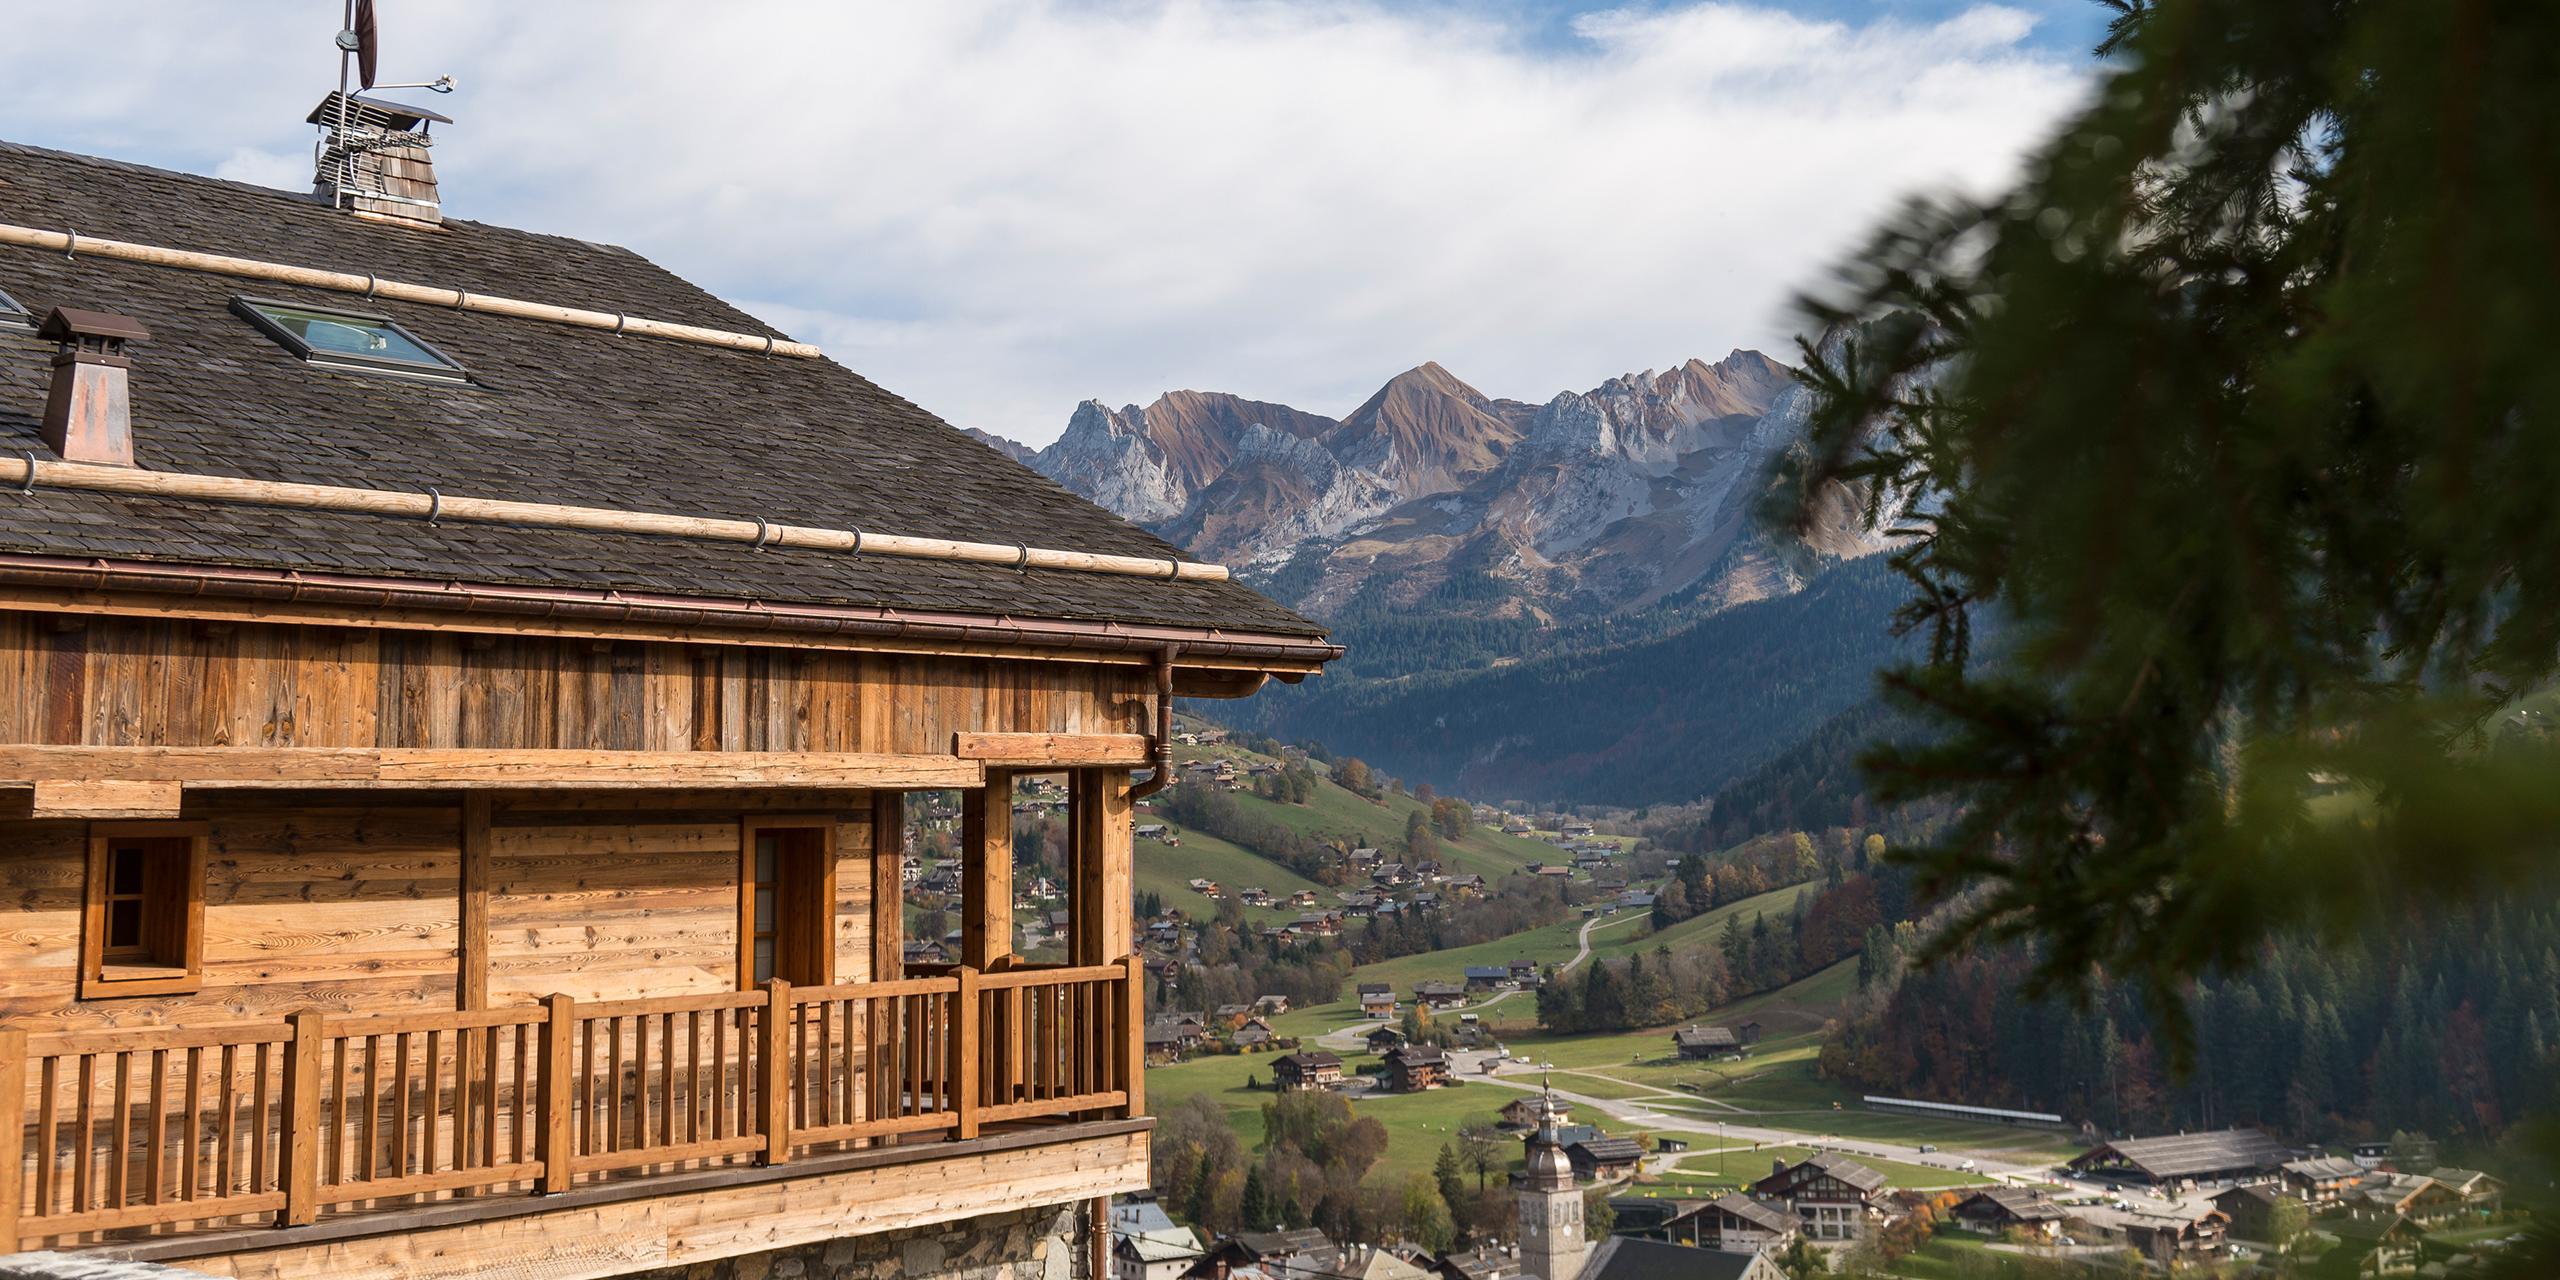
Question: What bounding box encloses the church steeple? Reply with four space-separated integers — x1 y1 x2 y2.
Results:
1518 1080 1588 1280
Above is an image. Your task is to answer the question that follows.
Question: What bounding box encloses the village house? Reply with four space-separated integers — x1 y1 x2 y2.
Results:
2326 1213 2427 1275
1674 1025 1748 1060
1365 1026 1408 1055
1500 1095 1567 1129
0 108 1337 1280
1251 994 1291 1016
1565 1137 1644 1183
1666 1192 1801 1253
2209 1183 2294 1242
2068 1128 2292 1191
1447 874 1488 898
1414 981 1469 1010
1109 1196 1205 1280
1381 1044 1449 1093
1359 984 1396 1019
1949 1187 2070 1241
1270 1051 1343 1093
1231 1017 1276 1049
1751 1152 1892 1241
2119 1209 2230 1265
2428 1167 2506 1214
2282 1156 2368 1204
1508 959 1542 987
1463 965 1512 992
1289 891 1320 908
2348 1174 2466 1226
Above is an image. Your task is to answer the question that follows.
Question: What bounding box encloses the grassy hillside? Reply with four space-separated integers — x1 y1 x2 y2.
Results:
1584 880 1815 963
1174 740 1569 881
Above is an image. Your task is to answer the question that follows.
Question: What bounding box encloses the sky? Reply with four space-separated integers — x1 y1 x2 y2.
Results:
0 2 2101 446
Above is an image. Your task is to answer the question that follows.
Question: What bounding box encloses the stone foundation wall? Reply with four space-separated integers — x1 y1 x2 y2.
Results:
628 1201 1093 1280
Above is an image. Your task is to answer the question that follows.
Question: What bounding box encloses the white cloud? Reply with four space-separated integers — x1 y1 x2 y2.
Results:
0 1 2090 444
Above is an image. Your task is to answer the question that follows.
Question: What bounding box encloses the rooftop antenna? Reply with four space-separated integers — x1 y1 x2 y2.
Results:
325 0 454 211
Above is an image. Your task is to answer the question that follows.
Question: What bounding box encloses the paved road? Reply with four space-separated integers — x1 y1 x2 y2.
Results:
1316 910 1647 1052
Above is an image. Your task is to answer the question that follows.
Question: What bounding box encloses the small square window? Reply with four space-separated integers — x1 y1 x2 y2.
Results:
82 823 208 999
231 296 469 383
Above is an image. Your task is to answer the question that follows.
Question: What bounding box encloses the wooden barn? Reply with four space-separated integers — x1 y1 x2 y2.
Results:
0 118 1333 1280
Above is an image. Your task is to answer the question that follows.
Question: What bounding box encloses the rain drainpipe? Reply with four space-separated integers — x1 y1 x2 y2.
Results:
1127 643 1181 801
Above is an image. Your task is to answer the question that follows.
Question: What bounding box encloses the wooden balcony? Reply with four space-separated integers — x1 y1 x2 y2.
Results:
0 958 1143 1260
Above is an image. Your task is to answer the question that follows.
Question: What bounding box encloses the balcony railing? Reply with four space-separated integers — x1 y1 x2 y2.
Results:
0 957 1141 1251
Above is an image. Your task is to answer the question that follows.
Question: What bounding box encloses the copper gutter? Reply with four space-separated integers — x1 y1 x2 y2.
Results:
0 554 1341 667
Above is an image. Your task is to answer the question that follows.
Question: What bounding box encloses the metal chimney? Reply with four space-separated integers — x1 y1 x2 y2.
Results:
38 308 150 466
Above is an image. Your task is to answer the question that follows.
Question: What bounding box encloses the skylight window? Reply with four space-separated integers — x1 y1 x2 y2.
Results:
0 286 29 330
232 297 468 382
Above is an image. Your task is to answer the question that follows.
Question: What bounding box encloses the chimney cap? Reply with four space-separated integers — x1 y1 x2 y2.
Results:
38 307 151 345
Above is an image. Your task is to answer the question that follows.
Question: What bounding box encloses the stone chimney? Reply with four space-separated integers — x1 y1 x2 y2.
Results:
38 308 149 466
309 91 449 227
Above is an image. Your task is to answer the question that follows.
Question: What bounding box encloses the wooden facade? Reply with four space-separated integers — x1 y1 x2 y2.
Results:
0 609 1195 1274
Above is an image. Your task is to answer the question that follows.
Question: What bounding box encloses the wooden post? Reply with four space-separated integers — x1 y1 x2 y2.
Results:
458 796 492 1010
758 980 791 1165
960 771 1014 970
871 791 905 981
1119 954 1144 1118
278 1012 322 1226
1071 770 1134 965
0 1029 24 1252
952 966 980 1141
538 994 573 1194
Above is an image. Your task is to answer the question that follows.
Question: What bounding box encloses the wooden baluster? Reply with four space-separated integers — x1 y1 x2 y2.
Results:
37 1056 57 1219
217 1045 236 1200
359 1035 378 1183
513 1023 532 1167
952 968 980 1140
182 1046 201 1201
251 1042 271 1195
108 1052 130 1209
481 1024 501 1175
538 995 573 1194
0 1030 25 1253
1121 955 1144 1115
392 1033 413 1178
145 1049 167 1204
422 1029 441 1176
710 1007 729 1141
71 1055 92 1215
278 1012 321 1227
660 1011 677 1150
686 1011 702 1147
604 1017 623 1155
454 1027 474 1177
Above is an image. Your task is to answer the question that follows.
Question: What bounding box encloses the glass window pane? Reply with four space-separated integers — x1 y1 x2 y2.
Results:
111 847 145 895
754 887 776 930
0 285 27 324
108 900 142 949
752 938 774 982
236 298 466 379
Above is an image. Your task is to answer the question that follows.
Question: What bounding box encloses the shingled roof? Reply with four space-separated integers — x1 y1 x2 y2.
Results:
0 141 1326 643
2072 1129 2291 1181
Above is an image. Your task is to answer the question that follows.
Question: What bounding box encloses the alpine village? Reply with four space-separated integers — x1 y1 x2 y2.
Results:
0 5 2549 1280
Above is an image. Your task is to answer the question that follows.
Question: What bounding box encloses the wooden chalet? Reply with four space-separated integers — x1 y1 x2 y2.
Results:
1663 1192 1799 1253
1672 1025 1744 1060
1379 1045 1447 1093
1948 1187 2068 1240
1565 1137 1643 1183
1749 1152 1890 1241
1270 1052 1343 1093
2119 1209 2229 1264
2067 1127 2291 1190
0 126 1335 1280
2282 1155 2368 1204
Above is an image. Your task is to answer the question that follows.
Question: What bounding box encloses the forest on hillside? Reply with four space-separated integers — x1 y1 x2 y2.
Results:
1824 889 2560 1147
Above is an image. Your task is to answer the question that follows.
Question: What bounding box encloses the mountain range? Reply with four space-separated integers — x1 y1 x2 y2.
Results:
976 350 1909 806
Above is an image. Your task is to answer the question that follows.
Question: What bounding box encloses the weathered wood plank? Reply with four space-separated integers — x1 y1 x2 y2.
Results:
951 732 1149 766
0 747 982 790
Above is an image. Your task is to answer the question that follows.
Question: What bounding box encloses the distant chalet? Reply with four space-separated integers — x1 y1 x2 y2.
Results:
2069 1129 2292 1189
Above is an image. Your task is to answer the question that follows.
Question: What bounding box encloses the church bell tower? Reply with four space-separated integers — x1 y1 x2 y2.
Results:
1518 1084 1587 1280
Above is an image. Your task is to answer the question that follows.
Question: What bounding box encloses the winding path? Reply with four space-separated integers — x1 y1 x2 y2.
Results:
1317 909 1648 1051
